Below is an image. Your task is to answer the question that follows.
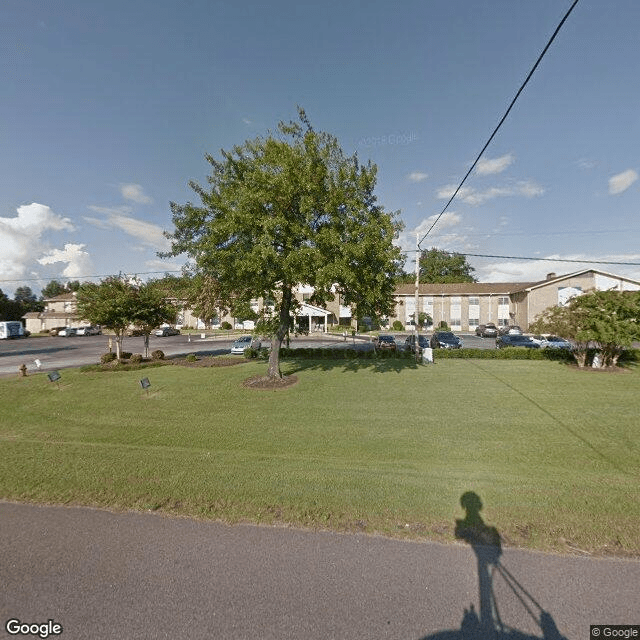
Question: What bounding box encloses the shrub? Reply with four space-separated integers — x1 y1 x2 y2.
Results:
151 350 165 360
221 321 232 330
130 353 143 364
100 352 117 364
185 353 198 362
438 320 450 330
392 320 404 331
243 347 258 358
258 347 270 359
120 352 133 360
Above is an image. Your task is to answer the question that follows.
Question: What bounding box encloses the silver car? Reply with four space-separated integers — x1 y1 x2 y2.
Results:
230 335 261 354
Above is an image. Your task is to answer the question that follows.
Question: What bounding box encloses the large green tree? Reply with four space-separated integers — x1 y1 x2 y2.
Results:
417 248 476 283
529 289 640 368
163 109 403 379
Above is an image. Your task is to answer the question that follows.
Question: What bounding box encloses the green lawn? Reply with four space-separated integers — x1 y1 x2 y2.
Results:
1 357 638 555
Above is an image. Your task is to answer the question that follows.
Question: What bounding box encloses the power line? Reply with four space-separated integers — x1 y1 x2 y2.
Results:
0 269 184 285
403 250 640 267
418 0 581 248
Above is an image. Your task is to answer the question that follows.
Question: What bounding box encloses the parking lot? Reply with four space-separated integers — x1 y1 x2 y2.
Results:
0 330 502 376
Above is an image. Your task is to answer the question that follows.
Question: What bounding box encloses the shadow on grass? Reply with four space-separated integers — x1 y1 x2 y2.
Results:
418 492 568 640
282 355 422 375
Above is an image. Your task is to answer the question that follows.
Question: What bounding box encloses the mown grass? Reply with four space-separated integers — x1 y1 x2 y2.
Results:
1 357 638 556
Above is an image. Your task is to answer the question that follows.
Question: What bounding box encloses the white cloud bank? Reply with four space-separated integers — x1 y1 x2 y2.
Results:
407 171 429 182
0 203 76 282
120 183 153 204
608 169 638 195
38 243 93 278
476 253 640 284
476 153 514 175
86 206 170 251
436 180 544 206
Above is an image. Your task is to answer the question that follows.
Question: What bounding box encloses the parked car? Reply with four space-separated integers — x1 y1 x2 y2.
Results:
374 334 397 351
498 325 522 336
154 326 180 337
404 334 430 354
532 335 573 349
476 323 498 338
430 331 463 349
495 334 540 349
76 325 102 336
230 335 261 354
57 326 77 337
49 326 67 336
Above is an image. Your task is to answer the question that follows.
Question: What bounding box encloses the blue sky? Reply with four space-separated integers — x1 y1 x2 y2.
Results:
1 0 639 296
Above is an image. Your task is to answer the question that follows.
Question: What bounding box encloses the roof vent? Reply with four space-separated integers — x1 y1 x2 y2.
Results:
546 272 557 280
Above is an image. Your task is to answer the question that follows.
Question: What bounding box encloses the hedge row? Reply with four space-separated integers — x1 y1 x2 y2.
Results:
277 346 639 363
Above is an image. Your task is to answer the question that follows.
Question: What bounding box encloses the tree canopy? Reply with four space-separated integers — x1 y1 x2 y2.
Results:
417 248 476 283
77 277 176 358
529 289 640 367
163 109 403 378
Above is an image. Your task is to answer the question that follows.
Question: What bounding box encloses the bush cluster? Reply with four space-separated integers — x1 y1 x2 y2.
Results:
221 322 232 330
130 354 143 364
279 347 413 360
185 353 198 362
151 350 165 360
100 352 117 364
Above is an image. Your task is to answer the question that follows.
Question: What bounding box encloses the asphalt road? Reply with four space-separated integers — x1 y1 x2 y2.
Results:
1 502 638 640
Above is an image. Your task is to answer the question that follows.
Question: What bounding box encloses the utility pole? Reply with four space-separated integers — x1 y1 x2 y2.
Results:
414 232 421 362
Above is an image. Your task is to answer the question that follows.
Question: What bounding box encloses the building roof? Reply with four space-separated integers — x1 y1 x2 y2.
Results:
43 292 77 302
394 269 640 296
394 282 537 296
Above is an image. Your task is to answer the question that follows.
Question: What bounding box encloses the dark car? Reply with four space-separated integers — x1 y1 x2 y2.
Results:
430 331 463 349
375 334 397 351
476 323 498 338
495 334 540 349
404 334 430 354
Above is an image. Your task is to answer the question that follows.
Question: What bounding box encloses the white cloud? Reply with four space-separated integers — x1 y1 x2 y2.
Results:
407 171 429 182
0 203 75 281
38 243 93 278
476 154 514 176
120 183 153 204
608 169 638 195
476 253 640 284
436 180 544 205
85 207 170 251
395 212 474 266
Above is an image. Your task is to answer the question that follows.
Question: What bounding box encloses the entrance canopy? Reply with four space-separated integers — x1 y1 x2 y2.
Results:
296 302 331 332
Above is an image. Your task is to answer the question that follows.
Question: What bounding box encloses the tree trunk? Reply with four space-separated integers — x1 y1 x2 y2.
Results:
266 285 292 380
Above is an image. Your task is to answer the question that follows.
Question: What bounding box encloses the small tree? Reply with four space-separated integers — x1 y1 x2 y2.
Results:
530 289 640 368
76 278 137 359
130 283 177 357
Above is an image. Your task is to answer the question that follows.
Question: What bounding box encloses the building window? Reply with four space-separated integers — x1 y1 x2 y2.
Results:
468 296 479 306
468 317 480 328
498 296 509 306
498 318 509 327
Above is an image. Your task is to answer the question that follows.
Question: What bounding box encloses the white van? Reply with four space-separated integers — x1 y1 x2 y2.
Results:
0 321 25 339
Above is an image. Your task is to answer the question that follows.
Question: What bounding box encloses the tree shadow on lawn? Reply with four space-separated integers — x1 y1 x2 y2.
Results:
283 355 421 375
417 492 568 640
